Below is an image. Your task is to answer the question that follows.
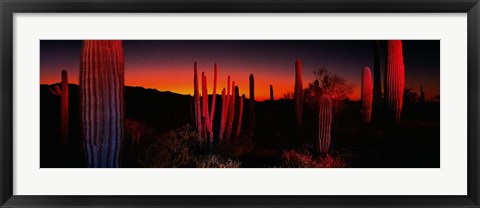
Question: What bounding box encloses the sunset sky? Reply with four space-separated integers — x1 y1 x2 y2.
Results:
40 40 439 101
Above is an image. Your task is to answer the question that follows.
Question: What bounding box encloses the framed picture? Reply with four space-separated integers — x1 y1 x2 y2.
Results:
1 0 479 207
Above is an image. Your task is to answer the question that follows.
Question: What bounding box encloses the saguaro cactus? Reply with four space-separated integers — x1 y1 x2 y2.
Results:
270 85 274 101
80 40 124 168
193 62 202 134
49 70 69 145
294 59 303 129
235 94 245 138
318 95 332 153
384 40 405 123
226 81 236 141
362 66 373 123
372 40 382 123
249 74 255 132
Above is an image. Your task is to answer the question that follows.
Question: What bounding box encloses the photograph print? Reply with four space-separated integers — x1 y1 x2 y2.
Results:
40 40 440 168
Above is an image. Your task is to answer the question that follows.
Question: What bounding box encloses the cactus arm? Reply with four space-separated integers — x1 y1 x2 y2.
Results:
49 85 62 96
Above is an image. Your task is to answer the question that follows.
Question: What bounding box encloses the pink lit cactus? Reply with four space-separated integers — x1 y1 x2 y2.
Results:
193 63 202 135
219 88 227 141
249 74 255 132
384 40 405 123
49 70 69 145
270 84 274 101
80 40 124 168
235 94 245 139
318 94 332 153
362 66 373 123
226 81 236 141
294 59 303 129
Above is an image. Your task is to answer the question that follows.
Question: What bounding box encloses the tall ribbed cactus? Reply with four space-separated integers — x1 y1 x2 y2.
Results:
193 63 218 147
235 94 244 139
372 40 382 123
49 70 69 145
294 59 303 129
362 66 373 123
384 40 405 123
226 81 236 141
80 40 124 168
219 88 227 141
193 62 202 134
270 85 274 101
318 94 332 153
233 86 240 135
219 76 231 141
209 64 218 140
202 72 211 141
249 74 255 132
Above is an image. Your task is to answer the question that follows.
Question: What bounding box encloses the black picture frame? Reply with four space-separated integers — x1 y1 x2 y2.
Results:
1 0 479 207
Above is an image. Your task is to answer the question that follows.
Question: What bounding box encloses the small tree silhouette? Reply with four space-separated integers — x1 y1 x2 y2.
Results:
304 67 354 111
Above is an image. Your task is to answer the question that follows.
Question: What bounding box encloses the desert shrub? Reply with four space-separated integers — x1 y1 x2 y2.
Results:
137 124 201 168
194 155 242 168
281 149 347 168
318 154 347 168
125 119 153 144
215 134 254 159
282 150 316 168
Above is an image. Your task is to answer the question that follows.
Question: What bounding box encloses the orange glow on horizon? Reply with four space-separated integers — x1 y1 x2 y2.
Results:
42 65 363 101
41 64 441 102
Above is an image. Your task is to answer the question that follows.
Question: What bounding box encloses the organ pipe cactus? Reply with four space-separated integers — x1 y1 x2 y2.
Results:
219 76 231 141
249 74 255 132
80 40 124 168
49 70 69 145
219 88 227 141
234 86 240 135
193 63 202 134
294 59 303 129
318 94 332 153
226 81 236 141
209 64 218 137
270 85 274 101
235 94 245 139
193 63 218 147
362 66 373 123
202 72 211 142
384 40 405 123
